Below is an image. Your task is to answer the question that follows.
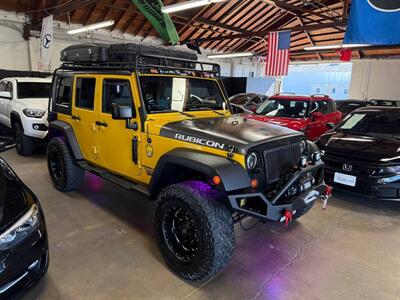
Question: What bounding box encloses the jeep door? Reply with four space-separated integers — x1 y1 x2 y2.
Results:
70 75 99 163
96 75 142 180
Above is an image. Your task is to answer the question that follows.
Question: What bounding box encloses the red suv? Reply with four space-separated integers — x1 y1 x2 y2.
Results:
244 94 342 140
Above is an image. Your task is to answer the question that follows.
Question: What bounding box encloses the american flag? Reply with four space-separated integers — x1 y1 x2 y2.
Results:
265 31 291 76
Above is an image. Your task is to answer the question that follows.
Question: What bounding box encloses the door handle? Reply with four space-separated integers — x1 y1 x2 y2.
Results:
71 114 81 121
96 121 108 127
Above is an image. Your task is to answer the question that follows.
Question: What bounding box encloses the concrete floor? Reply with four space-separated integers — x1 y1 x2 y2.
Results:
2 149 399 300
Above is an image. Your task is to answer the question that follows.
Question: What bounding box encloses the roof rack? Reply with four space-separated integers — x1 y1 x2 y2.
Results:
310 94 330 98
60 53 221 77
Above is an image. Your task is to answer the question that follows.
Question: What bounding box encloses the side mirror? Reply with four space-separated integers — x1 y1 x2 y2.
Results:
326 122 335 130
310 112 323 121
111 103 138 130
111 103 134 120
0 91 12 100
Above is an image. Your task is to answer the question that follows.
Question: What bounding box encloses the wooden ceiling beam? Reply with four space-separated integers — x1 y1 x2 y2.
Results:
186 20 345 44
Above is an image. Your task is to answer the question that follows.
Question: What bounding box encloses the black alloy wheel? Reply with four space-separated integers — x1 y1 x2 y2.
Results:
155 181 235 281
162 205 200 263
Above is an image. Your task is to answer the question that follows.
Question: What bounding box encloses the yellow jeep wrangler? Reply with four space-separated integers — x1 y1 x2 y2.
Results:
47 43 330 281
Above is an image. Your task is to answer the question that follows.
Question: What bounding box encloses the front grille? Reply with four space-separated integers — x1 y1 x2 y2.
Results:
323 152 378 176
262 138 302 184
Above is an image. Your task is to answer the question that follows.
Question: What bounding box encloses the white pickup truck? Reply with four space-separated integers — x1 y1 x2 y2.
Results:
0 77 52 155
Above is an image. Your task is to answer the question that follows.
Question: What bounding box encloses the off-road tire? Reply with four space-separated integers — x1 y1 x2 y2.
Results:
14 123 34 156
47 137 84 192
154 181 235 282
294 200 315 219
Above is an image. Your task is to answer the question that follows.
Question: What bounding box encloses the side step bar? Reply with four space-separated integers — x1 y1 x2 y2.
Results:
76 161 150 196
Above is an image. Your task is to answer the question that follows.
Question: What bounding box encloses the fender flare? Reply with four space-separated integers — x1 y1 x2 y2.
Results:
10 111 22 127
148 148 251 195
49 120 83 160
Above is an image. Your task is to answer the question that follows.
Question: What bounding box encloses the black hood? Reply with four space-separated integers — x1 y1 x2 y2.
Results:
0 159 33 232
318 132 400 163
160 116 303 154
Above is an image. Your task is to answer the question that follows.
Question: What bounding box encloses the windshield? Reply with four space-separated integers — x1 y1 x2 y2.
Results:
139 76 227 114
17 82 51 99
256 99 309 118
229 94 256 105
338 111 400 138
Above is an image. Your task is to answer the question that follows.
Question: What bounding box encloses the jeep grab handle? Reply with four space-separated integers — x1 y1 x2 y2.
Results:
71 114 81 121
96 121 108 127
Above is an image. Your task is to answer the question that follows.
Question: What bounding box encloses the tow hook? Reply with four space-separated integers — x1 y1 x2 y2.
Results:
280 209 296 225
321 185 333 210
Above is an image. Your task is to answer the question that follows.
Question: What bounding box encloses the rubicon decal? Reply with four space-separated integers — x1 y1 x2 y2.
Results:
368 0 400 11
175 134 225 150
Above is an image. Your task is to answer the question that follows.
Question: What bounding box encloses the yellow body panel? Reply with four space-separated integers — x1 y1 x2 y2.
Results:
57 72 246 186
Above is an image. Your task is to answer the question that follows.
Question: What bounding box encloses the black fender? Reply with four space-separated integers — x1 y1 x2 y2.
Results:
148 148 251 195
48 120 83 160
10 111 22 127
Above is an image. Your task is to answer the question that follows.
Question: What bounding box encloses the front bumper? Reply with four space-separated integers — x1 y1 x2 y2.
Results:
23 117 48 139
0 213 49 299
228 163 328 222
325 169 400 201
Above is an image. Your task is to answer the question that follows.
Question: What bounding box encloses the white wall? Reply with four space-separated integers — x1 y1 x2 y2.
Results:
350 59 400 100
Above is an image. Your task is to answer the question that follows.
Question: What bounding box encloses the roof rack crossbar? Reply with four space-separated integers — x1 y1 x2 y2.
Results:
60 53 221 76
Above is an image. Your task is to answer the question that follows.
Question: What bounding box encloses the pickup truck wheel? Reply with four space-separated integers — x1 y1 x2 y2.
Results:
294 200 315 219
155 181 234 281
14 123 34 156
47 137 84 192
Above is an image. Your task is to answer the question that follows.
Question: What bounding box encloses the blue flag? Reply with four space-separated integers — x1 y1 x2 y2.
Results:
344 0 400 45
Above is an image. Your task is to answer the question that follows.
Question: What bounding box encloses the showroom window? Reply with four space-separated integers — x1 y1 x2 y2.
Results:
75 78 96 110
102 79 133 114
55 77 72 107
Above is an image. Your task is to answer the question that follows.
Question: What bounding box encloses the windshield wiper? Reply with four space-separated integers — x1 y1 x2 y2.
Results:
196 107 225 116
153 109 194 118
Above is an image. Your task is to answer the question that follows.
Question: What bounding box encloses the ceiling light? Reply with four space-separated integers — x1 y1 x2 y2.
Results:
162 0 226 14
207 52 254 59
304 44 371 51
67 20 115 35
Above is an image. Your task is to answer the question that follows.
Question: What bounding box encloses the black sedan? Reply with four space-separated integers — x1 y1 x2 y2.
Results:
317 106 400 201
0 140 48 298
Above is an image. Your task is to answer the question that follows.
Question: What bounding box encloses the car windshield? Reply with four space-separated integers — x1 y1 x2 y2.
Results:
338 111 400 138
17 82 51 99
229 94 255 105
139 76 227 114
256 99 309 118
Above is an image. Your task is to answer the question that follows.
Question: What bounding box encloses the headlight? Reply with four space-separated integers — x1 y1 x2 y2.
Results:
246 152 259 171
0 204 39 250
300 140 307 155
378 165 400 175
23 108 46 118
